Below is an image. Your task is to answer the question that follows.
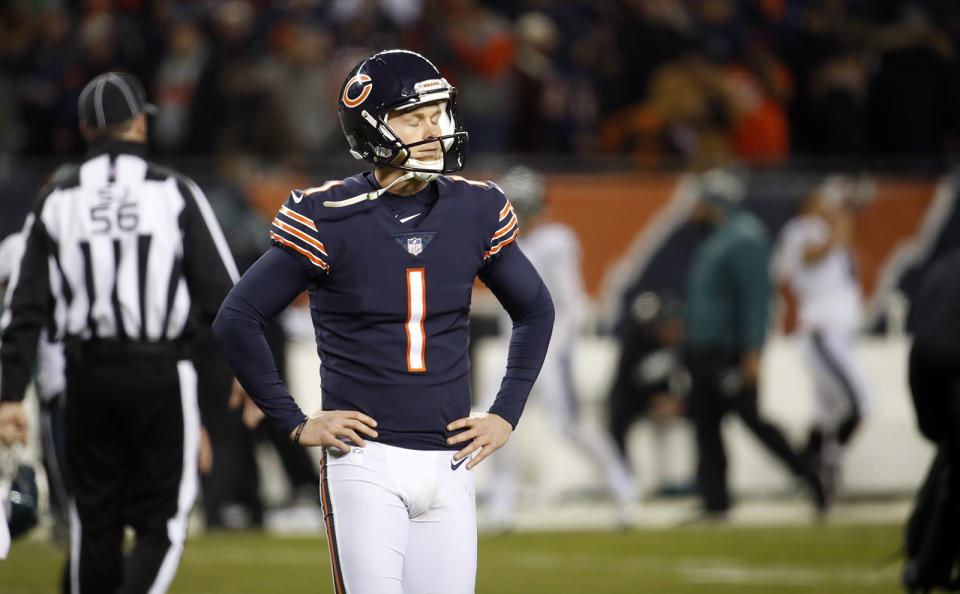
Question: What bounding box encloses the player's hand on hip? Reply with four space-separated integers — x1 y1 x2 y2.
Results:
446 412 513 470
0 402 29 446
295 410 378 452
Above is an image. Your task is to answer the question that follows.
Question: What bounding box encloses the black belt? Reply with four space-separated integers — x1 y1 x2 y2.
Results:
65 339 184 363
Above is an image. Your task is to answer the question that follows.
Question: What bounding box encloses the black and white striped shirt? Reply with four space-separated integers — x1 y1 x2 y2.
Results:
1 141 238 402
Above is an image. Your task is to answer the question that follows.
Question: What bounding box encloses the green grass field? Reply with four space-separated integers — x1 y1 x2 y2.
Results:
1 524 904 593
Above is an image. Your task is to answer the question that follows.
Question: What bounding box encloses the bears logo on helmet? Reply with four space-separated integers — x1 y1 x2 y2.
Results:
338 49 469 179
342 74 373 108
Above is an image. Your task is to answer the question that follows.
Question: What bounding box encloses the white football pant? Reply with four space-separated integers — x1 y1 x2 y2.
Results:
320 442 477 594
800 328 874 459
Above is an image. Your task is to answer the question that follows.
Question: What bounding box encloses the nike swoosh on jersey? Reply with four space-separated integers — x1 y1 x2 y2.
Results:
399 213 422 223
450 456 467 471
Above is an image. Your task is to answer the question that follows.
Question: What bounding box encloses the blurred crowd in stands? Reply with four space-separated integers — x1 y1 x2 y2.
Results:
1 0 959 170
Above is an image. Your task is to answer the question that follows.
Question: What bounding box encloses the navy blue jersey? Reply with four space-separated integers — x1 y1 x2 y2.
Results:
215 172 553 451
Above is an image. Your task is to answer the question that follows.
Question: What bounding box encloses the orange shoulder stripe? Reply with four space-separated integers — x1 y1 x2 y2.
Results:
270 231 330 270
484 228 519 259
272 219 328 255
491 213 517 241
279 205 318 231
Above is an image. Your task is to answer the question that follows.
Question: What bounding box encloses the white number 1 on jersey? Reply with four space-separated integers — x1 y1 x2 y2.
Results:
406 268 426 372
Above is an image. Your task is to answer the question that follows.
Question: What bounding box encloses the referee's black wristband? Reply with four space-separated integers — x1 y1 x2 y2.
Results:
292 419 307 444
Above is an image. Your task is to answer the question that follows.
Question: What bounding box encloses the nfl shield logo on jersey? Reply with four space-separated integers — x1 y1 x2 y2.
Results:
407 237 423 256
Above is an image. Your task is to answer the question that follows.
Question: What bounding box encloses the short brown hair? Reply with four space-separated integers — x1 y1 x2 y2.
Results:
87 117 136 142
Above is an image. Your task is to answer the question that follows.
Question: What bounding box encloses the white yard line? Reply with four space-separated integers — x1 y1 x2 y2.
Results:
488 552 899 586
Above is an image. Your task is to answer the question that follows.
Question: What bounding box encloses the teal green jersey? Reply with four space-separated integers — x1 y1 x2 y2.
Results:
685 211 771 351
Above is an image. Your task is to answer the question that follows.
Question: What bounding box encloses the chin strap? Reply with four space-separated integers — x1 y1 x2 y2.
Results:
322 166 441 208
322 171 417 208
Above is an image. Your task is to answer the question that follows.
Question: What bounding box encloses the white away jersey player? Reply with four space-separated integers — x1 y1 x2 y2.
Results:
774 213 873 466
774 215 863 331
502 223 585 350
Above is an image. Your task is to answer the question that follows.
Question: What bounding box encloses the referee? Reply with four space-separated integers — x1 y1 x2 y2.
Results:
0 72 237 593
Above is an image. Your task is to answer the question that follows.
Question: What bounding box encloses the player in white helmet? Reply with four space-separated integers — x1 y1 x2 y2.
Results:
483 165 638 531
773 176 874 507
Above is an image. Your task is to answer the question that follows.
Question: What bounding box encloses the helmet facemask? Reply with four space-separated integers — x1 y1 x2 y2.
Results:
382 100 463 181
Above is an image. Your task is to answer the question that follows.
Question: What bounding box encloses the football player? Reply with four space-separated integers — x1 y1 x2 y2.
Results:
212 50 555 593
773 177 874 506
482 166 637 531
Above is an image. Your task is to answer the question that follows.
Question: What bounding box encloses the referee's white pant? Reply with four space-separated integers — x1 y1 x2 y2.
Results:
320 441 477 594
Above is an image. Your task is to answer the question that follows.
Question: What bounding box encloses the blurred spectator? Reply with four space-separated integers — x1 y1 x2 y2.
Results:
0 74 19 154
208 0 297 166
598 42 737 169
257 22 341 153
867 5 960 157
510 10 600 154
778 0 869 156
510 11 559 152
682 168 824 518
330 0 423 29
2 0 960 163
806 46 868 155
52 11 142 153
725 35 793 164
332 0 402 58
442 0 516 152
152 14 216 153
604 0 691 115
690 0 747 64
15 7 74 154
644 45 737 168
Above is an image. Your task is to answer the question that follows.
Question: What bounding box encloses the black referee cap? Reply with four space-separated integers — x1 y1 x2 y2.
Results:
78 72 156 128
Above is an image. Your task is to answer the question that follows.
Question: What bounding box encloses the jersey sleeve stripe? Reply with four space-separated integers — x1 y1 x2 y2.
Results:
498 201 512 221
270 231 330 271
279 205 318 231
303 180 344 195
271 220 328 258
483 228 519 259
491 211 518 241
272 218 328 255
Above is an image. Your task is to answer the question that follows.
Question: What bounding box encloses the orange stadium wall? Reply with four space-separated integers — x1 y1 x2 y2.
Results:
540 173 680 297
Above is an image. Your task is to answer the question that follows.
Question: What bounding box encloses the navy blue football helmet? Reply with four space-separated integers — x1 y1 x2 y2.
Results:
338 50 469 179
